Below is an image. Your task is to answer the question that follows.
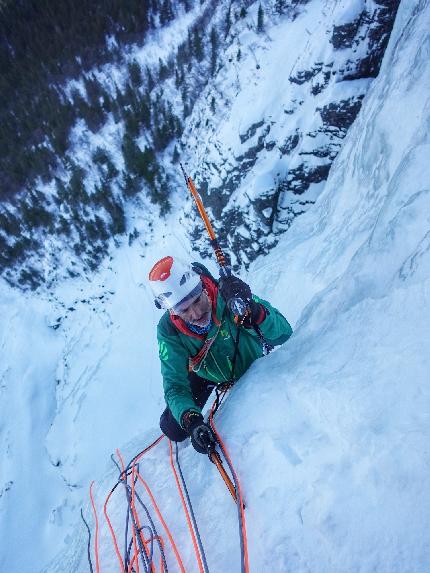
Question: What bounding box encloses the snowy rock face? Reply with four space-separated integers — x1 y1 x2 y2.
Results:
185 0 400 267
0 0 399 288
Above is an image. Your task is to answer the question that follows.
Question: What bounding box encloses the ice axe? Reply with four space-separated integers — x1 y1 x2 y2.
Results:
180 163 248 317
209 450 238 503
197 427 238 503
180 163 274 354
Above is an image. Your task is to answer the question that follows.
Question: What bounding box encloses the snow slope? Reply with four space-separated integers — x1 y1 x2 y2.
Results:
0 220 209 572
1 0 429 571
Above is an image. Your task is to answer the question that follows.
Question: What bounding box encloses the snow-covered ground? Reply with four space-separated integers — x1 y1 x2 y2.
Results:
1 0 430 571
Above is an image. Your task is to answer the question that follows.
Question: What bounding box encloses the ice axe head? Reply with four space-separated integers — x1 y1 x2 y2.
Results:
228 296 248 317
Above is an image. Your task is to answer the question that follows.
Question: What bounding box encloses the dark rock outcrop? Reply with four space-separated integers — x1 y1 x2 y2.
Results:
286 163 331 195
319 96 365 133
279 131 300 155
331 16 364 50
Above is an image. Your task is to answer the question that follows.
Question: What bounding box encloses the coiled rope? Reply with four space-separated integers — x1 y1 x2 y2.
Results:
86 389 248 572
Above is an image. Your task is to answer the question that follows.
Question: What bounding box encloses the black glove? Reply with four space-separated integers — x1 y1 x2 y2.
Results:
242 298 266 328
219 275 266 326
182 411 215 454
219 275 252 313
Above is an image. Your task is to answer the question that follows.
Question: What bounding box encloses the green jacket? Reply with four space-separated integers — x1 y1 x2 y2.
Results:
157 274 293 425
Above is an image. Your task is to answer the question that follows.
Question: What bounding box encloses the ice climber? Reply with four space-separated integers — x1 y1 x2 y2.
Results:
149 255 293 453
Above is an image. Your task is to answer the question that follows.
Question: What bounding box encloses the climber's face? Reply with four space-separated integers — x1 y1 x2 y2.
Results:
176 289 212 326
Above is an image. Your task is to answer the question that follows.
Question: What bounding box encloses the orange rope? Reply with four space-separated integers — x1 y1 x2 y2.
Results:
128 552 137 572
130 435 165 466
115 437 166 572
117 437 166 573
117 448 161 573
90 435 183 573
125 438 167 572
134 470 186 573
210 398 250 573
103 487 127 573
89 481 101 573
95 430 252 573
131 464 144 573
127 536 165 573
168 440 205 573
118 439 170 573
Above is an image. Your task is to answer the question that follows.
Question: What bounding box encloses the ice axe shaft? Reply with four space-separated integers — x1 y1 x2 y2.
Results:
180 163 247 315
181 165 216 241
180 163 229 271
209 450 237 503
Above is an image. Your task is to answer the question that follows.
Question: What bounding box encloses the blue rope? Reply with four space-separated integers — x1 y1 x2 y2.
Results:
80 508 94 573
174 442 210 573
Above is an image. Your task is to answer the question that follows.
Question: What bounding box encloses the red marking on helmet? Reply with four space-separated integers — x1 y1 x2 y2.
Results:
149 256 174 282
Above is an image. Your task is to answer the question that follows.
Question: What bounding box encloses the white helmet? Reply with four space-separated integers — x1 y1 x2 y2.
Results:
148 256 202 312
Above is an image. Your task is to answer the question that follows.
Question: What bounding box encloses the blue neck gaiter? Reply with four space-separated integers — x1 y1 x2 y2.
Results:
186 318 213 335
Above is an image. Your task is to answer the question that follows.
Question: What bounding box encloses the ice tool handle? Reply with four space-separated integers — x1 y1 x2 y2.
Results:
218 264 249 317
197 426 216 455
181 163 248 317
